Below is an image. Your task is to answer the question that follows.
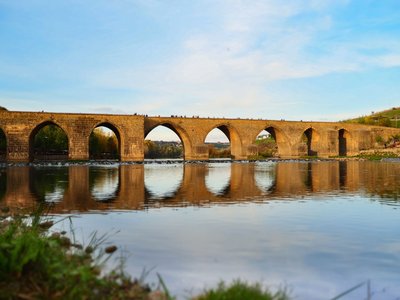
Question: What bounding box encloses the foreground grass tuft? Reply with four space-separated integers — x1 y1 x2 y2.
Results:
194 280 290 300
0 209 158 299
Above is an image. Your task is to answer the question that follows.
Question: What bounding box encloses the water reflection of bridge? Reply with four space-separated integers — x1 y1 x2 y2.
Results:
1 161 400 212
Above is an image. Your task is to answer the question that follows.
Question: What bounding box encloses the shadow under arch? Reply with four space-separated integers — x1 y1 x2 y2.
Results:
89 122 121 160
300 127 320 156
0 127 7 161
29 121 69 161
338 128 351 156
89 166 121 203
144 122 191 159
204 124 242 159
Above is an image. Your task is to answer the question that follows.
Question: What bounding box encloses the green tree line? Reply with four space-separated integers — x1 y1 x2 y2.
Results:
355 116 392 127
31 125 119 158
33 125 68 154
144 140 182 158
255 136 278 158
89 128 118 159
344 107 400 128
208 144 231 158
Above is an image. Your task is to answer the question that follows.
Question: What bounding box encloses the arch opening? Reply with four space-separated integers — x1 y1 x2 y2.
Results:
89 124 120 160
205 127 231 159
339 129 349 156
300 128 319 157
144 125 183 159
0 128 6 161
255 127 278 158
29 122 69 161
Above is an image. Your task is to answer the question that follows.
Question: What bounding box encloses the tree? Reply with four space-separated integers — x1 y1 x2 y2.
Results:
33 125 68 154
255 135 278 158
144 140 182 158
89 128 118 159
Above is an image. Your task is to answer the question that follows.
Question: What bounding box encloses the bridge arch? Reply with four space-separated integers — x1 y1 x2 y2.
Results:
253 125 291 158
0 127 7 161
29 121 69 161
204 124 242 159
300 127 320 156
338 128 351 156
144 122 191 159
204 127 230 158
89 122 121 160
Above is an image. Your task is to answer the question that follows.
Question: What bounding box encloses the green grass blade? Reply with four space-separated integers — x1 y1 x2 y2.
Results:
330 281 366 300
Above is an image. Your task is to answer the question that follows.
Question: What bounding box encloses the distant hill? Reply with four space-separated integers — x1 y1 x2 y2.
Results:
343 107 400 128
0 106 7 111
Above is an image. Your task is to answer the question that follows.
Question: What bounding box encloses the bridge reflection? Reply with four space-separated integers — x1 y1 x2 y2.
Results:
1 161 400 212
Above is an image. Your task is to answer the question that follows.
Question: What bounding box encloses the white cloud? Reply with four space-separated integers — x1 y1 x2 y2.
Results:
86 0 400 120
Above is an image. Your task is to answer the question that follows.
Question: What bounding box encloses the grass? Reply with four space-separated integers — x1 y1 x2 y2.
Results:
0 208 155 299
356 151 399 161
343 106 400 128
195 280 290 300
248 155 275 160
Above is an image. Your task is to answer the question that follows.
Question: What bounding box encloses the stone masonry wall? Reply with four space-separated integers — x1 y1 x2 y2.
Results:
1 111 400 162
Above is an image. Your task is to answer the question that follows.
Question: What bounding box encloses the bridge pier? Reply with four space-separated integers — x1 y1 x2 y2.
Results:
315 129 339 158
7 130 30 162
68 134 89 161
183 143 209 161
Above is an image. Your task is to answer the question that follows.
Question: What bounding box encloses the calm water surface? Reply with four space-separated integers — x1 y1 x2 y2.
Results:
1 161 400 299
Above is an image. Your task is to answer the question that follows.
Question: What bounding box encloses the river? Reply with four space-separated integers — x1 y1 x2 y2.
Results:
1 160 399 299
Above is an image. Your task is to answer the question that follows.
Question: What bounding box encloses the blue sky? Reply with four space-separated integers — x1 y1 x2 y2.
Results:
1 0 399 124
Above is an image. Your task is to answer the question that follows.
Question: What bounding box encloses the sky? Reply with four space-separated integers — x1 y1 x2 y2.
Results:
0 0 399 141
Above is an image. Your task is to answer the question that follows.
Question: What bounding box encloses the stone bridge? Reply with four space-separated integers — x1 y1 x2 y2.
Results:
1 110 399 162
